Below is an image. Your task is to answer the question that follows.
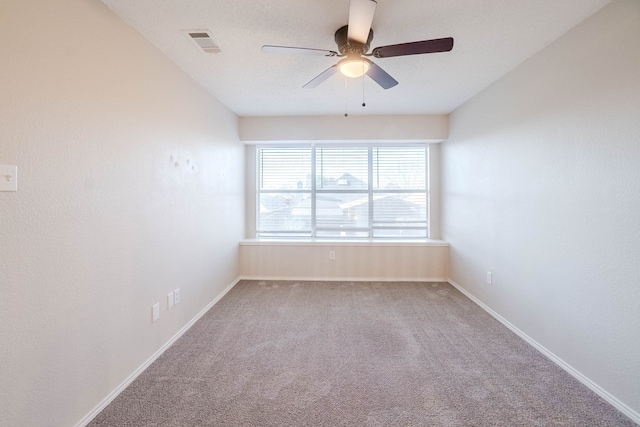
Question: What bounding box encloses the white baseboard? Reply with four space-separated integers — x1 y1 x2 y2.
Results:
237 275 448 283
76 277 242 427
447 278 640 425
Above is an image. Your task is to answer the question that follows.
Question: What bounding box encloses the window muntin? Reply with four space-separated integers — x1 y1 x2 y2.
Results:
257 144 428 239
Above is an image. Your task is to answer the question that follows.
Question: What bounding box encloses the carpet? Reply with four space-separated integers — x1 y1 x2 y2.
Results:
89 280 636 426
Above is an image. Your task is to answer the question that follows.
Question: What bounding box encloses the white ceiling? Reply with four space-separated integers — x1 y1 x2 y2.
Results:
99 0 611 117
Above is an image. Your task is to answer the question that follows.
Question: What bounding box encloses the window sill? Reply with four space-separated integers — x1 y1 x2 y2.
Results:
240 238 449 247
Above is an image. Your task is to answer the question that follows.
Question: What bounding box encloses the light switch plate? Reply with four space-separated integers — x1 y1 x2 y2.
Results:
0 165 17 192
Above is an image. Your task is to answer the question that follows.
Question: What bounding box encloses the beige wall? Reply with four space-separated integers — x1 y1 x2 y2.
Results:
240 242 449 281
0 1 244 426
240 114 448 142
441 0 640 421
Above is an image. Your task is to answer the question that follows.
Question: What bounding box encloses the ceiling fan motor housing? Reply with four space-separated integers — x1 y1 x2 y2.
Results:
335 25 373 56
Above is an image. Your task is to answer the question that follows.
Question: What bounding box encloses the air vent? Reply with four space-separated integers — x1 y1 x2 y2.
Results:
184 30 221 54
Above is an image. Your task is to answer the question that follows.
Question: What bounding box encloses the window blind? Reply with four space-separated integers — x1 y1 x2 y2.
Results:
257 144 428 239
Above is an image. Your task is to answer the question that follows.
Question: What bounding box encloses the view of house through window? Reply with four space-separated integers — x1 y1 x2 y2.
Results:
257 144 428 239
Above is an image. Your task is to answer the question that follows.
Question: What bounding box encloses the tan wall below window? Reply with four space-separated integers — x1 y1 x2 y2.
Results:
239 241 449 281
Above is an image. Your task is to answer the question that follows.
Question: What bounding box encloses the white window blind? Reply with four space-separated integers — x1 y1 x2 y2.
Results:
257 144 428 239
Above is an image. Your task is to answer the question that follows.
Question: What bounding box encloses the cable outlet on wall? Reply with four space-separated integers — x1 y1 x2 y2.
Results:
329 250 336 260
174 288 181 304
486 271 493 285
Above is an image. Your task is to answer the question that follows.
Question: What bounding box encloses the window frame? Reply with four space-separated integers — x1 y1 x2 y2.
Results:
255 142 429 240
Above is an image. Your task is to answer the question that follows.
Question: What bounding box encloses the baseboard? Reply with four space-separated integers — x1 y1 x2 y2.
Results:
76 277 242 427
447 278 640 425
237 275 448 283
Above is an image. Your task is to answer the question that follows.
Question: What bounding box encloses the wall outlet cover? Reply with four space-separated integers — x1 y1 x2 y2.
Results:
167 292 174 309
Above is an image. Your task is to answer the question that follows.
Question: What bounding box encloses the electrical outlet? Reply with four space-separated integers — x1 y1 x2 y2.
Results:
486 272 493 285
329 250 336 260
174 288 181 304
167 291 174 309
152 303 160 322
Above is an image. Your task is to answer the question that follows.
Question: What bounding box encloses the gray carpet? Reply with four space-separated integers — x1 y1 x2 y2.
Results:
90 280 637 426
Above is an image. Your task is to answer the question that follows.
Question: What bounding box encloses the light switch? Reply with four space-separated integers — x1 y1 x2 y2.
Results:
0 165 17 192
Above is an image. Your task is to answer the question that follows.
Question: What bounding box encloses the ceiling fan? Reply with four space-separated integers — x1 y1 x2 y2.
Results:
262 0 454 90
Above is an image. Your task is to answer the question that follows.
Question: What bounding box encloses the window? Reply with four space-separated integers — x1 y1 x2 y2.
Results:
257 144 428 239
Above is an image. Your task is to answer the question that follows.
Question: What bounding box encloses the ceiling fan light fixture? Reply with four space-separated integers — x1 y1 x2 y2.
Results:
339 57 370 78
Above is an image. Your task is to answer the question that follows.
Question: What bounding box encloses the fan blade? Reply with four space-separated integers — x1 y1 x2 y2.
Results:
347 0 377 44
366 61 398 89
372 37 454 58
303 65 339 88
262 45 338 57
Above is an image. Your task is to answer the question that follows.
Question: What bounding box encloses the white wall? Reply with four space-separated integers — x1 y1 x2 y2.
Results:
0 1 244 426
441 0 640 420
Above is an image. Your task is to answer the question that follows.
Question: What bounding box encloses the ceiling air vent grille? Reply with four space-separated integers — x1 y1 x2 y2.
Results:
184 30 221 54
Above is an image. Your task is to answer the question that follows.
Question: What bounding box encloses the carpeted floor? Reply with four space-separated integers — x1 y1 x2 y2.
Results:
90 280 637 426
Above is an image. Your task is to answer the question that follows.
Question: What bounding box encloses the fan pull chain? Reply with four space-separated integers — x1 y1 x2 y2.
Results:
344 76 349 117
362 72 366 108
